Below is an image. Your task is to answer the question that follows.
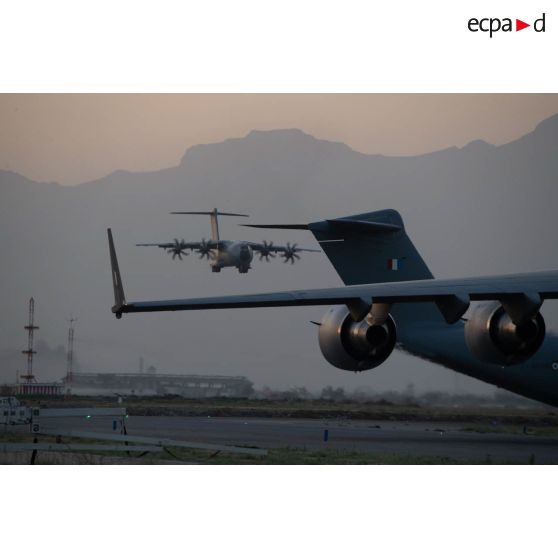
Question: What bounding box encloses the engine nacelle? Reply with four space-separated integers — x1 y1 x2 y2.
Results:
318 305 397 371
464 302 545 366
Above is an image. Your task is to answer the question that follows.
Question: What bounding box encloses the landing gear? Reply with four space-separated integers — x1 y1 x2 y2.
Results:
238 266 249 274
211 266 221 273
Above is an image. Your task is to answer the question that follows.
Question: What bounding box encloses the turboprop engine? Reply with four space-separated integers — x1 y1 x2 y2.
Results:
318 305 397 371
464 301 545 365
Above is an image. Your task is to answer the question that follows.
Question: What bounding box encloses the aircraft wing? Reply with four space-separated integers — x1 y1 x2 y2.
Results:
136 242 182 249
248 242 320 253
117 272 558 310
136 241 221 249
111 227 558 323
248 241 320 263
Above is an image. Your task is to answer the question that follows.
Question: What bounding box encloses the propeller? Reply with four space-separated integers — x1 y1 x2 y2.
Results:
166 239 189 260
282 242 301 264
258 240 276 262
197 239 214 260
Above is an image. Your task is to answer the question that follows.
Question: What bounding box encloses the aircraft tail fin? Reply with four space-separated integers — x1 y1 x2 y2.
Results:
107 228 126 318
210 208 219 242
246 209 433 286
309 209 433 285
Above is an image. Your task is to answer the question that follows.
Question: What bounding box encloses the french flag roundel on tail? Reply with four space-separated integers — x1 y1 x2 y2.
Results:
387 258 401 271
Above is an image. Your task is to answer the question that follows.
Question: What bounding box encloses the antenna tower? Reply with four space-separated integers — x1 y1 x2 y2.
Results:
66 318 76 384
21 297 39 383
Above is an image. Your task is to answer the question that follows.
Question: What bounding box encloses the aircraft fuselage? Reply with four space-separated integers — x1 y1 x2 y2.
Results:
212 240 254 273
393 302 558 406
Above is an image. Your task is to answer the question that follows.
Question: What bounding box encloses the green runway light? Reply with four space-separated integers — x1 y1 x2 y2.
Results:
86 415 92 419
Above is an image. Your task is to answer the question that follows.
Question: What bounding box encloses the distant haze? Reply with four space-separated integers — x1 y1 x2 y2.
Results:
1 94 558 185
1 96 558 397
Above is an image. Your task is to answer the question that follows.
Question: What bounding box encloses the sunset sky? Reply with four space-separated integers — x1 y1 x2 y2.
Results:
2 94 558 185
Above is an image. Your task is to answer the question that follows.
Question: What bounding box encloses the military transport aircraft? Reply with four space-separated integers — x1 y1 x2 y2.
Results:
108 209 558 407
136 208 319 273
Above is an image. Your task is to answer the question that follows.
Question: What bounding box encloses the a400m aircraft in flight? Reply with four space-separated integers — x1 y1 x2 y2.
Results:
108 209 558 407
136 208 319 273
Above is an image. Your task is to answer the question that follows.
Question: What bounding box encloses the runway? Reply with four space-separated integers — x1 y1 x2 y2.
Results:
39 414 558 464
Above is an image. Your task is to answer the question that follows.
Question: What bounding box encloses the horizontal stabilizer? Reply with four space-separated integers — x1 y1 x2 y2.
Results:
242 224 309 230
171 208 248 241
171 211 249 217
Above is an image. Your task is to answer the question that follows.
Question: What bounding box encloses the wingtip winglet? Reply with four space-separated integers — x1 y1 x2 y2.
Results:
107 228 126 318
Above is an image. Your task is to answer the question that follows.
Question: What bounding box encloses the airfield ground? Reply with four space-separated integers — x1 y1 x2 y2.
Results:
13 394 558 424
2 396 558 464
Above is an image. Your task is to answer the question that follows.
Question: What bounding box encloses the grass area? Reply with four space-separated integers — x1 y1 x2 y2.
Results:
4 396 556 464
13 394 558 426
164 447 469 465
0 430 535 465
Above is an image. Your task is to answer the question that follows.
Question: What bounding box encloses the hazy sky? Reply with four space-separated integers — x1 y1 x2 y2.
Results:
2 94 558 185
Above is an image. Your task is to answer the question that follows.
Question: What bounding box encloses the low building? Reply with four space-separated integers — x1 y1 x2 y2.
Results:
65 372 254 398
0 396 30 425
13 382 64 396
